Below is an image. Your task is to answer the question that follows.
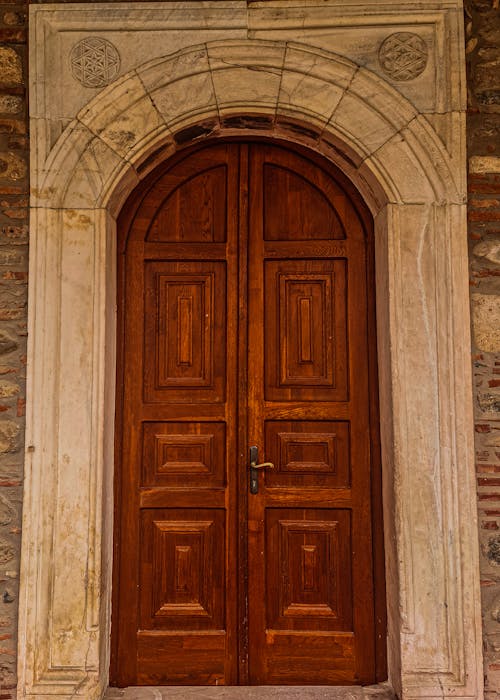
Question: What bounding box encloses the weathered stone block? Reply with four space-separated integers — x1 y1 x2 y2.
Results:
0 46 21 85
0 419 19 453
0 224 28 245
0 381 19 398
0 491 15 524
0 95 21 114
0 542 14 564
2 9 26 27
474 237 500 265
0 331 17 356
472 293 500 352
0 151 25 180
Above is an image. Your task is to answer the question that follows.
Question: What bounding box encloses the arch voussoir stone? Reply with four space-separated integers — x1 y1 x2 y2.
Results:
76 72 166 161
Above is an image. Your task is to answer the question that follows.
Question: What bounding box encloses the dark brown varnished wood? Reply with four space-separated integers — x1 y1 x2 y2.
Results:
246 144 376 685
111 139 385 687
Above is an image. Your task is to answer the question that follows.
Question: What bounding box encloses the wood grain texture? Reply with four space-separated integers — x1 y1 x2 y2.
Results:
147 166 228 243
142 422 226 487
247 143 377 685
112 139 384 687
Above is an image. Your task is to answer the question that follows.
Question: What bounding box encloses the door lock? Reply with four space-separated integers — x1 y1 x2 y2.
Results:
249 446 274 494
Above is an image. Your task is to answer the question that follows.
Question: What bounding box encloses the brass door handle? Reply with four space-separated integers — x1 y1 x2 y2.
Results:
249 446 274 494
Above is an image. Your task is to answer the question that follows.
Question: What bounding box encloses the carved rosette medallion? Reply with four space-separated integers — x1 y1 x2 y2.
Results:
378 32 428 81
70 37 120 88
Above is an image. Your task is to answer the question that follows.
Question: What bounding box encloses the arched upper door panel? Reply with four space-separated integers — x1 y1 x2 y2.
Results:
121 140 368 249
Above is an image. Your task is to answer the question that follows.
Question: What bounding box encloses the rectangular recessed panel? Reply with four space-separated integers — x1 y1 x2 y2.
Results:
265 421 350 488
137 631 226 685
266 509 352 631
299 296 313 363
142 422 226 487
265 260 347 401
140 509 225 631
282 277 333 386
162 279 208 385
263 631 355 685
144 262 226 403
177 296 193 365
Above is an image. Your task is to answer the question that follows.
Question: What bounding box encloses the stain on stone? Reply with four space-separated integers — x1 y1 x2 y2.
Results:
2 590 14 603
64 210 91 227
104 130 136 151
174 121 217 145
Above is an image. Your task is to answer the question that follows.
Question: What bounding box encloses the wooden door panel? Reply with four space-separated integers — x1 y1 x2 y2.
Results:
260 632 355 685
147 165 228 242
264 420 350 488
114 143 239 686
247 143 376 685
143 261 226 403
137 632 226 685
142 422 226 487
263 164 345 241
264 259 347 402
266 509 352 631
113 140 383 687
140 509 225 630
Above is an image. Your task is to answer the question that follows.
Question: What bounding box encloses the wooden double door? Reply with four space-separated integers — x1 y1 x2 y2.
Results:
112 140 383 686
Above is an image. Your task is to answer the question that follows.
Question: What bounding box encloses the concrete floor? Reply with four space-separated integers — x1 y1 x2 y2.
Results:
105 685 394 700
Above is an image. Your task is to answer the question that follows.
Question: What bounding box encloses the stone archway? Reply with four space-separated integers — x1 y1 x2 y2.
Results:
19 22 481 700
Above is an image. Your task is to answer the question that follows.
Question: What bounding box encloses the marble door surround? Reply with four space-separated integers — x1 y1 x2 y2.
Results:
19 2 482 699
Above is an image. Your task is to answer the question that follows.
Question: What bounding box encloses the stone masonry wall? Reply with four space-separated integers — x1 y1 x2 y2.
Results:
466 0 500 696
0 0 498 697
0 0 27 697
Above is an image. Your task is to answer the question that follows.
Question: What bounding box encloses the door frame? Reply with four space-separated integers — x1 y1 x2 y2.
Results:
21 20 481 700
110 137 387 686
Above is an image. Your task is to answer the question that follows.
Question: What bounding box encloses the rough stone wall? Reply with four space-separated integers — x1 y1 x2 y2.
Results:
466 0 500 696
0 0 27 696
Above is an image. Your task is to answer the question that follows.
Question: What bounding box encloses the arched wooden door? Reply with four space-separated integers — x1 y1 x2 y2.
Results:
112 140 384 687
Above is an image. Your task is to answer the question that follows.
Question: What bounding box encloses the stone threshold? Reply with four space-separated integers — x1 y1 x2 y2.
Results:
105 683 395 699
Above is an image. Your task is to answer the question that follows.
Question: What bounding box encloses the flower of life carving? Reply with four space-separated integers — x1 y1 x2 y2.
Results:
378 32 428 82
70 37 120 88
